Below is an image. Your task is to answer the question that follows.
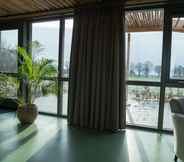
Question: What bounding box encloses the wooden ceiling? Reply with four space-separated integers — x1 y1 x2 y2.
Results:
0 0 167 19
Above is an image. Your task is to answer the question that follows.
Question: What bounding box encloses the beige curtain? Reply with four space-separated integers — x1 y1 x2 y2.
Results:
68 4 126 131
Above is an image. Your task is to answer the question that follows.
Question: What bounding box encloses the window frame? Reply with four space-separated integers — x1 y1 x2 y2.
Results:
125 4 184 133
125 7 165 130
0 22 23 101
30 16 73 117
166 14 184 84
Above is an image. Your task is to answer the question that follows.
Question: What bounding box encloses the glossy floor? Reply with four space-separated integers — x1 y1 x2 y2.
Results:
0 110 177 162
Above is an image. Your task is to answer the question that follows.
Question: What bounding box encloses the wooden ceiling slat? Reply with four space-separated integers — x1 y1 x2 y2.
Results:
53 0 71 8
8 0 35 13
17 0 43 11
45 0 59 8
17 0 39 12
46 0 65 8
65 0 76 6
31 0 51 11
0 8 9 15
0 1 24 14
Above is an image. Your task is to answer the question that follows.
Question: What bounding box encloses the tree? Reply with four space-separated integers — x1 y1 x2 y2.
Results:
135 62 144 76
0 42 17 73
174 65 184 78
129 62 136 76
143 61 153 77
154 65 161 77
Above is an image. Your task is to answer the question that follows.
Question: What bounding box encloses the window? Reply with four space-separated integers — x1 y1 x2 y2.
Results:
126 9 164 82
0 29 18 73
0 75 17 98
62 19 73 78
32 21 60 114
126 32 163 82
0 29 18 99
61 82 69 115
125 9 164 128
34 80 58 114
163 17 184 130
170 18 184 80
32 21 60 77
163 87 184 130
127 85 160 127
59 19 73 116
32 19 73 115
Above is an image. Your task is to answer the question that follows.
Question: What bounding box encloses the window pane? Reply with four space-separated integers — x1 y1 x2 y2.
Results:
0 30 18 73
0 76 17 98
170 18 184 79
62 82 68 115
126 85 160 127
62 19 73 77
125 9 164 82
32 21 60 76
163 87 184 130
34 80 57 114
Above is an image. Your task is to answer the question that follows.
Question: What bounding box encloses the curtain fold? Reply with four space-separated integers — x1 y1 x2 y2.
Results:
68 4 126 131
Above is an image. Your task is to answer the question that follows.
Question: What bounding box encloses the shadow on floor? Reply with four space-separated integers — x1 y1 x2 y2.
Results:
28 127 130 162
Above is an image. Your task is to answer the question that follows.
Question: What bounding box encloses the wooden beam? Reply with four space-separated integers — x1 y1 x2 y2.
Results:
0 7 74 21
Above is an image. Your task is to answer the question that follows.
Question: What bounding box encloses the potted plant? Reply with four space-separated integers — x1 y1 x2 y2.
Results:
16 42 58 124
0 42 57 124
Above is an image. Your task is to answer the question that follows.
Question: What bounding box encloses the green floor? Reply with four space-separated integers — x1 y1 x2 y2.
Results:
0 110 177 162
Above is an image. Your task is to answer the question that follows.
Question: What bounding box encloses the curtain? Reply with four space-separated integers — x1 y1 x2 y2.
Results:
68 4 126 131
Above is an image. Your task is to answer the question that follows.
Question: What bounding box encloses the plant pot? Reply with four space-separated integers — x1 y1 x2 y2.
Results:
17 104 38 124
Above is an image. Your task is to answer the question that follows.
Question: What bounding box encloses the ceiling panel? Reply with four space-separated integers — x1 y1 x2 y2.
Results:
0 0 167 18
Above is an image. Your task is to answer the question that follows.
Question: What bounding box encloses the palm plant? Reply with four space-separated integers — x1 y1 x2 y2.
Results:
18 43 58 106
0 42 57 124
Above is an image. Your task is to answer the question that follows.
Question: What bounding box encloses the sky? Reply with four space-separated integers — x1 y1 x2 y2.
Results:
126 31 184 69
32 19 73 65
33 19 74 29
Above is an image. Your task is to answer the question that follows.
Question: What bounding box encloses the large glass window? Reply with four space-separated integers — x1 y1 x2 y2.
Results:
32 21 60 114
32 19 73 115
126 9 164 82
125 9 164 128
0 29 18 73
